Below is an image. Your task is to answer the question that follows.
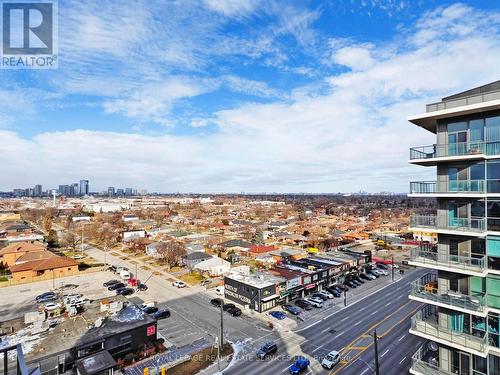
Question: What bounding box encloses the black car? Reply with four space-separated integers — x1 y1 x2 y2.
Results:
223 303 236 311
116 287 134 296
211 298 223 308
108 265 118 273
108 282 126 291
152 309 171 320
359 273 371 281
281 304 301 315
326 287 341 297
376 263 389 270
137 283 148 291
312 293 328 301
353 276 365 284
295 299 313 310
103 280 120 287
336 284 348 292
349 278 361 286
142 306 159 314
368 271 380 278
256 342 278 359
345 280 356 288
36 292 56 302
227 307 241 316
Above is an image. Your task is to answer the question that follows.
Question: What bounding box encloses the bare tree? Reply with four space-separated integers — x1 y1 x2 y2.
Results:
62 231 80 251
156 241 187 269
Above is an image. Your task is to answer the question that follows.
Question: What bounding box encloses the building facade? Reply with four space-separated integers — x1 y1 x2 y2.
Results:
408 81 500 374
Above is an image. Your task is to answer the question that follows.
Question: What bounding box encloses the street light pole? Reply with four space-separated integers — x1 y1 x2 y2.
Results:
344 289 347 307
373 329 380 375
391 256 395 282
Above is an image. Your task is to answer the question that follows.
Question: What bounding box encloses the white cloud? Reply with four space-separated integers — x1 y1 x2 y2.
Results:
203 0 259 17
331 43 375 71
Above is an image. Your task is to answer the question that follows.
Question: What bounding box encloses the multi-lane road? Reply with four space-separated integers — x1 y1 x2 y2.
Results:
224 269 427 375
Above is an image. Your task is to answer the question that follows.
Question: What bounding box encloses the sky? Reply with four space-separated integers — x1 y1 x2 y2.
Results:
1 0 500 193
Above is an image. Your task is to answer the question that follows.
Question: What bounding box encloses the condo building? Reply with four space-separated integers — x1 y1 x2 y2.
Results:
408 81 500 374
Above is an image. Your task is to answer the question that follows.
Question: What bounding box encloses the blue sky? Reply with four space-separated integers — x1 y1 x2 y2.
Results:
1 0 500 193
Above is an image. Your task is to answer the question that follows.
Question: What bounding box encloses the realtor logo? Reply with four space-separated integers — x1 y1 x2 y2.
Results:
1 0 58 68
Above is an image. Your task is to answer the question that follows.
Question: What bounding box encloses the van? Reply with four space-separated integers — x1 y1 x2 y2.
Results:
215 286 224 296
120 270 131 280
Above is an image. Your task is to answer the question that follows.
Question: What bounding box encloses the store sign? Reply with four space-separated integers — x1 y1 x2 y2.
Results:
287 277 300 289
225 289 251 304
146 325 156 336
305 283 316 290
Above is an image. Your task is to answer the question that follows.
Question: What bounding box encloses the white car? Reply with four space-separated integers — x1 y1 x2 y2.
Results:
304 297 323 308
172 281 187 288
319 290 334 299
363 272 376 280
44 302 61 311
373 269 389 276
321 350 341 369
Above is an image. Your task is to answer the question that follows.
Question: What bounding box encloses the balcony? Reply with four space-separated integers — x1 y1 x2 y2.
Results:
409 180 485 195
409 279 487 315
410 311 488 355
410 215 486 233
409 346 454 375
409 248 486 275
409 141 500 165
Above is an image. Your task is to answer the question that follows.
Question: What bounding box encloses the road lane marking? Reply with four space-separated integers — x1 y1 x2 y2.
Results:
341 316 349 322
398 334 407 342
360 368 370 375
370 310 378 316
381 349 389 357
399 356 407 364
385 302 391 307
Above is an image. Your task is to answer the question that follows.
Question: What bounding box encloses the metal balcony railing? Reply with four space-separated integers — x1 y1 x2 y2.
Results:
410 248 486 273
410 215 486 233
410 141 500 160
409 280 486 313
411 311 488 353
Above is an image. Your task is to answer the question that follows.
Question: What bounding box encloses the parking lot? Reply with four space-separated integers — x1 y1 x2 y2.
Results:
0 270 128 322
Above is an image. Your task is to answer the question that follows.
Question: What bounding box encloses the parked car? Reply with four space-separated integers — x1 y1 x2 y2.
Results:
336 284 348 291
321 350 341 369
172 281 186 288
359 273 372 281
319 290 334 299
215 286 224 295
227 306 241 316
211 298 223 308
152 309 171 320
103 280 120 287
141 306 159 314
108 282 125 291
44 302 61 311
326 287 341 298
119 270 131 280
344 280 356 288
59 284 78 290
373 269 389 276
137 283 148 291
368 270 380 278
36 292 56 303
223 303 236 311
289 357 310 374
199 280 210 287
376 263 389 270
269 311 286 320
312 293 328 301
304 297 323 308
281 304 301 315
349 278 361 286
353 276 365 284
256 342 278 359
295 299 313 310
116 287 134 296
108 265 118 273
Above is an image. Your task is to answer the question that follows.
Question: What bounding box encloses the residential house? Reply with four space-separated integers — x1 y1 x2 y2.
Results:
0 241 47 267
182 252 212 269
9 256 79 281
194 256 230 276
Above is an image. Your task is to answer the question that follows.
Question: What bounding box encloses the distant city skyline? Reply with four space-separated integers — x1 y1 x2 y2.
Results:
1 1 500 192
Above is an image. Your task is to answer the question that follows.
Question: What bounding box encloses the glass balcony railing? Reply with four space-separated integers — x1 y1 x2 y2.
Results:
410 180 486 194
409 279 486 313
410 248 486 273
410 141 500 160
410 215 486 233
411 311 488 353
410 346 454 375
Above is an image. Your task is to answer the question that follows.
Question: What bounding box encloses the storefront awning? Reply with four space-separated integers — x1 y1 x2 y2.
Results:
261 294 280 302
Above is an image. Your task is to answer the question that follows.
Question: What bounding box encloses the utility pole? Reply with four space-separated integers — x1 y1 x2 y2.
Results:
391 255 395 282
220 302 224 352
344 289 347 307
373 329 380 375
81 224 84 254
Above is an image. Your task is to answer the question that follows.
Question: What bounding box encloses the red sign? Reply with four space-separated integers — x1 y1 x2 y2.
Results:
305 283 315 290
147 325 156 336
